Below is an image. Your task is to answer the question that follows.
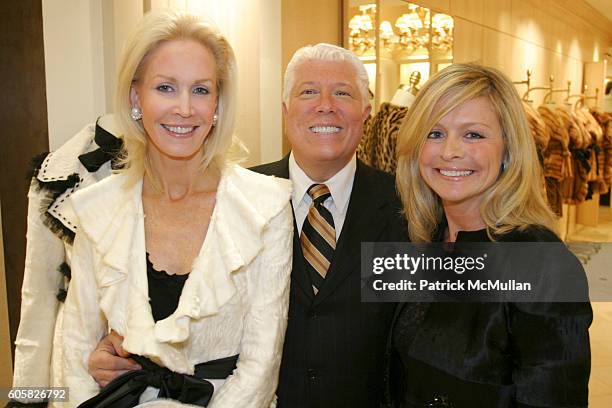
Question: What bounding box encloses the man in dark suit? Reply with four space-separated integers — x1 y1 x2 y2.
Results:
250 43 406 408
87 43 406 407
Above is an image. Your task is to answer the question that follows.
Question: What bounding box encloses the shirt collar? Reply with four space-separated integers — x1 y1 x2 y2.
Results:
288 152 356 215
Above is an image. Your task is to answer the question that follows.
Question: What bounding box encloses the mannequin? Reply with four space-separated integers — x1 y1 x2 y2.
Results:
390 71 421 107
10 113 122 405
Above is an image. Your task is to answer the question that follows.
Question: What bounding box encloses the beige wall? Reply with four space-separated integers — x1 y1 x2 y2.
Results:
281 0 343 153
0 199 13 387
42 0 108 149
281 0 342 70
414 0 612 106
102 0 145 113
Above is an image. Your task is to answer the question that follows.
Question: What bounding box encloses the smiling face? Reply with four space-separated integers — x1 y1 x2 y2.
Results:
419 96 505 214
283 59 371 181
130 39 218 162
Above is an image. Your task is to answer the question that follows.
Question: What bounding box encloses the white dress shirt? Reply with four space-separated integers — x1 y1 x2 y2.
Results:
289 152 356 239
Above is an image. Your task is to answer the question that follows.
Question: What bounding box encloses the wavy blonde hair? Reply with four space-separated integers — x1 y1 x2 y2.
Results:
115 9 238 189
396 63 557 242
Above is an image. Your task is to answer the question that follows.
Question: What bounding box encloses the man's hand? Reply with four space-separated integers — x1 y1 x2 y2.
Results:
88 330 141 387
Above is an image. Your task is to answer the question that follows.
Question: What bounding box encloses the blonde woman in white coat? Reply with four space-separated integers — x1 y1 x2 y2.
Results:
61 10 292 408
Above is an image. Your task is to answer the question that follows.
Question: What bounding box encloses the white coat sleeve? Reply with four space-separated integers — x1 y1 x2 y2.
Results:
61 230 106 406
12 180 65 394
209 203 293 408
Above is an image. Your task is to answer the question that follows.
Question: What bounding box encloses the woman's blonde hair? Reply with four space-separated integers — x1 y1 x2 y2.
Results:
396 63 557 242
115 9 237 188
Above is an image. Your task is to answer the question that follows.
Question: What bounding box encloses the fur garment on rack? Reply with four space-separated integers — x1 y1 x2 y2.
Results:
358 102 409 174
523 102 552 211
590 110 612 190
556 107 590 204
538 106 572 214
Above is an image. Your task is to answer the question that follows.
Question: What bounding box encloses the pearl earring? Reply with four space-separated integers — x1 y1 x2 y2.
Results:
130 107 142 121
212 113 218 127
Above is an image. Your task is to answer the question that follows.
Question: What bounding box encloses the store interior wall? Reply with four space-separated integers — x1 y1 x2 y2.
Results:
427 0 612 106
101 0 146 114
42 0 108 150
40 0 611 155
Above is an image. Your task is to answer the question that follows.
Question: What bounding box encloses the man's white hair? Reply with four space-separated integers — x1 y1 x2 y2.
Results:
283 43 370 106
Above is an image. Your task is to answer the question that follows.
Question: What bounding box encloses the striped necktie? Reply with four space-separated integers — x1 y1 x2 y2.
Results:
301 184 336 295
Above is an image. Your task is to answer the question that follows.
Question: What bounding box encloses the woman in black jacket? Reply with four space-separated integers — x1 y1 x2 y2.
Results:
392 63 591 408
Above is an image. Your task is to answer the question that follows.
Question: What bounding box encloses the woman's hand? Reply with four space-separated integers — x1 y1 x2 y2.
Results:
87 330 141 387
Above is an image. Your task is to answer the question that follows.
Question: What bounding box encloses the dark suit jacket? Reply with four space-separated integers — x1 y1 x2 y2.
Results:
251 155 407 408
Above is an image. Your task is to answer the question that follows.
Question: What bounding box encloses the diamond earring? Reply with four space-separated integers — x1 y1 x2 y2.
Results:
130 107 142 121
212 113 218 127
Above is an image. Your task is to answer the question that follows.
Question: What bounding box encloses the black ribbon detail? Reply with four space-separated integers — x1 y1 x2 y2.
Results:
56 288 67 302
78 354 239 408
58 261 71 279
78 121 123 173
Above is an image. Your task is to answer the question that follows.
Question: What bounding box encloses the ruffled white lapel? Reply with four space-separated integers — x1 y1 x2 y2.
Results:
37 124 97 183
39 124 108 235
71 164 292 373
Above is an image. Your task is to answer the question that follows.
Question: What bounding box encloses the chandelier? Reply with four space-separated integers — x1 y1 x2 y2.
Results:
348 4 376 54
430 13 454 51
348 3 454 55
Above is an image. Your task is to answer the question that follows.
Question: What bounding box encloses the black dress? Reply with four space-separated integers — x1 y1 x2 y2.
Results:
146 253 189 322
388 226 592 408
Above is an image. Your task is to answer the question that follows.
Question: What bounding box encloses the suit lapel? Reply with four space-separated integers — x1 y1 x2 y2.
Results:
266 155 290 179
314 161 390 305
292 228 316 301
257 155 315 301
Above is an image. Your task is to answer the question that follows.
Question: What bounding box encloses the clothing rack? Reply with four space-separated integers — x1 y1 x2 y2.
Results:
512 74 605 239
542 79 571 104
561 83 603 238
521 74 554 103
514 73 589 240
512 69 532 90
582 86 599 108
565 85 600 109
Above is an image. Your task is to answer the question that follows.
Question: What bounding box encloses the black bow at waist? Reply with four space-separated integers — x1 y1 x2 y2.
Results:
77 354 239 408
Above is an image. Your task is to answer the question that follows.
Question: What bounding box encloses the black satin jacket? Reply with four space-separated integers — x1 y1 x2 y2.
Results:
387 226 592 408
